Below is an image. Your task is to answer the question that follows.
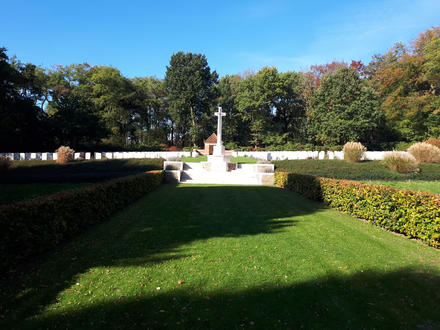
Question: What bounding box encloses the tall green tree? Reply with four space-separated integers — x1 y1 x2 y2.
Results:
235 67 279 147
132 77 170 146
50 93 107 148
235 67 307 147
89 66 137 146
273 71 306 141
0 47 52 151
164 52 218 147
309 67 384 146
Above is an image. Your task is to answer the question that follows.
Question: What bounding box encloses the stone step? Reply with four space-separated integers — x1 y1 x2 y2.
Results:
183 162 204 170
181 173 258 182
181 175 260 184
182 179 260 185
180 169 273 185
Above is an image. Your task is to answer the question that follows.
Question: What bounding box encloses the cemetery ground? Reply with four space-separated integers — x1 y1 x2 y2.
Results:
1 184 440 329
0 159 164 204
2 159 440 205
181 156 257 163
274 159 440 194
0 159 164 184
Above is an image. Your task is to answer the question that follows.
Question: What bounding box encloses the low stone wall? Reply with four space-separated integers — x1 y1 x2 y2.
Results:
235 151 409 161
0 151 190 161
1 150 409 161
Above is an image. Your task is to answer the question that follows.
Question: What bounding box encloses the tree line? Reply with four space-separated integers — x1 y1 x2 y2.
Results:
1 27 439 152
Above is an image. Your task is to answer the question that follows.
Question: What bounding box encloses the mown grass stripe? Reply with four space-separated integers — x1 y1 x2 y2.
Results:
1 184 439 329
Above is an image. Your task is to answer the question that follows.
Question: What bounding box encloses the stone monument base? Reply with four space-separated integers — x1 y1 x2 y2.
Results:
203 154 232 172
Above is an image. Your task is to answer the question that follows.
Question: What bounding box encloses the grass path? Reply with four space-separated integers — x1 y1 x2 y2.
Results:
1 184 440 329
181 156 257 163
273 159 440 181
362 180 440 195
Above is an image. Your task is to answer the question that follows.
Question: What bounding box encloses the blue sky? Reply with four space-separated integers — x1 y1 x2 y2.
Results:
1 0 439 79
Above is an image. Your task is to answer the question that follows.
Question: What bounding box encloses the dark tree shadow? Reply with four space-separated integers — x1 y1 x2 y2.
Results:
12 268 440 329
0 159 163 183
1 185 438 329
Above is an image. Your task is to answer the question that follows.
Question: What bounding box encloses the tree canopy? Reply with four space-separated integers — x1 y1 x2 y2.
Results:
1 26 439 151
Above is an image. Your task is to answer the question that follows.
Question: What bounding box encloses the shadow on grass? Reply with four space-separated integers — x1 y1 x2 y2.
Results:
0 159 164 183
2 185 438 328
15 268 440 329
1 185 305 325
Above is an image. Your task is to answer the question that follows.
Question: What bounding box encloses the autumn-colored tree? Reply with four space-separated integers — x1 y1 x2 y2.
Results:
367 27 440 141
301 61 348 117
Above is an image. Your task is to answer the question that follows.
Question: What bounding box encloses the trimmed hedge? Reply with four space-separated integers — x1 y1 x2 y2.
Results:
275 172 440 248
0 171 164 271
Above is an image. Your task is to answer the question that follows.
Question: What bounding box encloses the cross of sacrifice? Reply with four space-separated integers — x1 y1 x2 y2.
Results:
214 106 226 147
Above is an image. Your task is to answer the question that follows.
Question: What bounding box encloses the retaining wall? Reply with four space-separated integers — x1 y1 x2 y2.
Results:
0 150 408 161
0 151 190 161
234 151 408 161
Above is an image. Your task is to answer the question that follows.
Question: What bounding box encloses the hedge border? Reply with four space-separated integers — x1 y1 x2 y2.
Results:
0 170 164 272
274 172 440 248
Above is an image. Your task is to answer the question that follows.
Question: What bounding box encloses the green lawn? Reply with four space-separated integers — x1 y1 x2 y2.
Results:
362 180 440 195
2 184 439 329
181 156 257 163
0 159 163 183
273 159 440 181
0 183 90 205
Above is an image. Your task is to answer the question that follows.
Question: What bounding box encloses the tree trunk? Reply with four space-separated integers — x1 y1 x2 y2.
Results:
190 106 196 147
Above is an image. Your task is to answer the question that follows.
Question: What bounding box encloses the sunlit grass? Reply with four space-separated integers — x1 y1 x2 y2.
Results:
362 180 440 195
273 159 440 181
181 156 257 163
1 184 439 329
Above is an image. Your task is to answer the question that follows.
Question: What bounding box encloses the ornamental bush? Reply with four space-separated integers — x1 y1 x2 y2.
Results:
407 142 440 163
275 172 440 248
0 171 164 270
343 142 366 162
0 156 12 171
56 145 75 164
382 152 419 173
425 137 440 149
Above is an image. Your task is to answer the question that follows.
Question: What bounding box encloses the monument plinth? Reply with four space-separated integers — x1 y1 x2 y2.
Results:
164 105 274 183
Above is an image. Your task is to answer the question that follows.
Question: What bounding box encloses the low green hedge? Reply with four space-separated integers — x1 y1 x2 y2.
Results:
274 172 440 248
0 171 164 271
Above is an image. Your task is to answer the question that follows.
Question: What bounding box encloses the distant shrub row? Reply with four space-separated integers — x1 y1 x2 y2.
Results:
0 171 164 271
275 172 440 248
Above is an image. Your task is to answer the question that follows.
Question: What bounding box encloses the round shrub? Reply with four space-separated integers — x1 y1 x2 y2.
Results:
407 142 440 163
382 152 419 173
425 137 440 149
0 156 12 171
343 142 366 162
56 146 75 164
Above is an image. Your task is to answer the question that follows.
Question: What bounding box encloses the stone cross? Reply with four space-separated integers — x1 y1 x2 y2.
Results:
214 106 226 148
